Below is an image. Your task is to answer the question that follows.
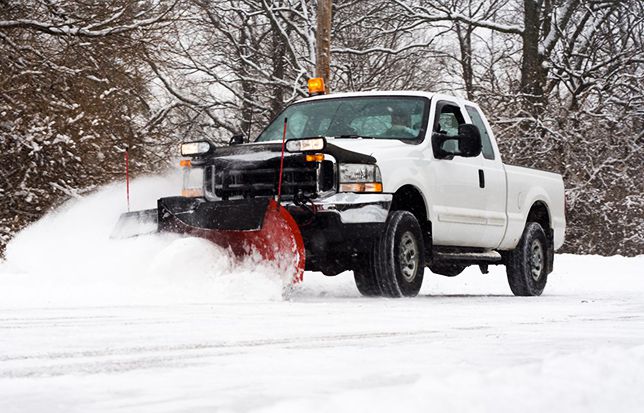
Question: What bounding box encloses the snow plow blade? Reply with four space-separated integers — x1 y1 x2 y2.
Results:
111 198 305 282
110 209 159 239
115 197 305 283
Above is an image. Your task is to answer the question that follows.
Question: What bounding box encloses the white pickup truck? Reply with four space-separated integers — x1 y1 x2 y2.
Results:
171 89 566 297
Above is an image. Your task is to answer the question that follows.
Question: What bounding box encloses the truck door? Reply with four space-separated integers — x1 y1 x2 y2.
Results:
427 100 490 247
464 105 507 248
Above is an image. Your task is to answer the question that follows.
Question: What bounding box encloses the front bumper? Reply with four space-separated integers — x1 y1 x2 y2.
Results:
285 193 392 273
285 193 392 224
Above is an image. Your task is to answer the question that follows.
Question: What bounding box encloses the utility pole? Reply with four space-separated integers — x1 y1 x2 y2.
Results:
315 0 332 93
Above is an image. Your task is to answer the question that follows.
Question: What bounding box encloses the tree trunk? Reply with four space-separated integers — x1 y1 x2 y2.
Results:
315 0 333 92
270 16 287 118
520 0 546 116
239 19 256 138
455 22 474 100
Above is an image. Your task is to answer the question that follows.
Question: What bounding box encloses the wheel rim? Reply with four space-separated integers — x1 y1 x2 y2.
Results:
530 240 544 281
399 231 419 282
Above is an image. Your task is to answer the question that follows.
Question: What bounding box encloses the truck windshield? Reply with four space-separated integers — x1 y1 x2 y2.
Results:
256 96 429 142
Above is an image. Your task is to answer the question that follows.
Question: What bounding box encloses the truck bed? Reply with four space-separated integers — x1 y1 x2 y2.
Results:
500 165 566 250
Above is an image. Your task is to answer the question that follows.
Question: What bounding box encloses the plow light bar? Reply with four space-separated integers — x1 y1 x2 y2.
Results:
181 141 211 156
286 137 326 153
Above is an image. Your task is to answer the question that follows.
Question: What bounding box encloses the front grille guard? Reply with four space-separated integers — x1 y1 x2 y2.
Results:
204 159 335 201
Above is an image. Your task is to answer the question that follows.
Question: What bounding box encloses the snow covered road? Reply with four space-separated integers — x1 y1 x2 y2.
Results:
0 177 642 412
1 255 643 413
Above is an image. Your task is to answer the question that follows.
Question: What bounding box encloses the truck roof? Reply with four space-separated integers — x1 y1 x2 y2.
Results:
297 90 478 109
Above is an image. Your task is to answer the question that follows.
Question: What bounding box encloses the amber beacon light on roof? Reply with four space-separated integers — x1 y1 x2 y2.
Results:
307 78 326 96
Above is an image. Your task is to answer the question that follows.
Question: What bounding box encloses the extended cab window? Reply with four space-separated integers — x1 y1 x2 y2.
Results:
465 106 495 160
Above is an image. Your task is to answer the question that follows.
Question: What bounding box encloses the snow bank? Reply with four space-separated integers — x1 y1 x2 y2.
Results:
0 172 285 308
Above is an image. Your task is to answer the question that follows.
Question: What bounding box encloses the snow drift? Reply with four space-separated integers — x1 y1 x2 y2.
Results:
0 171 288 308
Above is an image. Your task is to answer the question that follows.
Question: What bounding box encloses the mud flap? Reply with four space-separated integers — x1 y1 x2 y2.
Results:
158 197 305 283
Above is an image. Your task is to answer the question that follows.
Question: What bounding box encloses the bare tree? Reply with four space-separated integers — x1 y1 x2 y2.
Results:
146 0 446 143
0 0 178 254
1 0 641 256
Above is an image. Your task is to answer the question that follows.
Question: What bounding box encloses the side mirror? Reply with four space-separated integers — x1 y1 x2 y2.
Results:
457 124 482 158
431 133 456 159
431 124 482 159
229 134 245 145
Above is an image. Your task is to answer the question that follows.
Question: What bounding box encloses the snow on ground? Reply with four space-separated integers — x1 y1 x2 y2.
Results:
0 174 643 412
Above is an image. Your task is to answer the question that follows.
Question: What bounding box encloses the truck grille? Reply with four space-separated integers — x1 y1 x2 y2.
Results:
204 160 334 200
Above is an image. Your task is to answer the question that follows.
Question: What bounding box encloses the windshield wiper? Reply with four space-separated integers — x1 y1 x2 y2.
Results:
335 134 376 139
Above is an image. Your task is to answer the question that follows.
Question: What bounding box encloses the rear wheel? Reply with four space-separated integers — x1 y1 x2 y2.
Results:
506 222 548 296
373 211 425 297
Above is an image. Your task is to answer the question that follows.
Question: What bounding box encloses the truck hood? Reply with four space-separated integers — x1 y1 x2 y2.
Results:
324 138 413 162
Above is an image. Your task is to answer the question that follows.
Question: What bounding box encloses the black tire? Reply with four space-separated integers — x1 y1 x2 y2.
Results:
353 269 381 297
372 211 425 297
429 263 466 277
506 222 548 296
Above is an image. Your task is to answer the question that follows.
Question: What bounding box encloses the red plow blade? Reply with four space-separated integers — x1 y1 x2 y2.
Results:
158 198 305 284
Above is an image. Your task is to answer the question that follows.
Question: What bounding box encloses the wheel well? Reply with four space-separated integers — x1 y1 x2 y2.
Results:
390 185 430 237
526 201 554 274
527 202 551 231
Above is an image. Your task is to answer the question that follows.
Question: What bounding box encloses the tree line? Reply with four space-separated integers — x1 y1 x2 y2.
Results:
1 0 642 256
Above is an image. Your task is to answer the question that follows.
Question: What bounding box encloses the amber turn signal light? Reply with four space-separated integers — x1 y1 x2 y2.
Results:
305 153 325 162
181 188 203 197
180 159 191 168
339 183 383 193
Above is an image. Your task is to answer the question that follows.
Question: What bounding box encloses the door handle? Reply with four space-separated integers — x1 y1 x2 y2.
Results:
478 169 485 188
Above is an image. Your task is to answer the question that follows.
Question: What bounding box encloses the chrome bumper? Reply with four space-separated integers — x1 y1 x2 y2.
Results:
286 193 392 224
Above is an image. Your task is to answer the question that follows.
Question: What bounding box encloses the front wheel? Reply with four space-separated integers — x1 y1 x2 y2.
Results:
372 211 425 297
506 222 548 296
354 269 381 297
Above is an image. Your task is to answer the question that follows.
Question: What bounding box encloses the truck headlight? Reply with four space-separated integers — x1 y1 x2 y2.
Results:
181 141 211 156
286 137 326 153
339 164 383 193
180 159 204 197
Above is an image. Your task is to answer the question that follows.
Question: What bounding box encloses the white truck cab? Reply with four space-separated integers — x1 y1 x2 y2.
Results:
306 91 566 253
